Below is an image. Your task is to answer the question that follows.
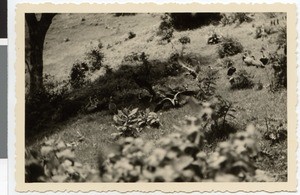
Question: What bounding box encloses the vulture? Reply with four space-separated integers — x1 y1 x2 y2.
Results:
154 90 196 112
259 50 269 65
227 67 236 76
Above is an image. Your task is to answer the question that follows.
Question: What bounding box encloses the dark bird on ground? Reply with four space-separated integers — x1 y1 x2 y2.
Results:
259 50 269 65
85 96 99 113
154 90 196 112
132 73 156 99
227 67 236 76
108 96 117 114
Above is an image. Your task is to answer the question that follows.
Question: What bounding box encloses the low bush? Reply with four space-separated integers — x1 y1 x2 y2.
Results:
229 69 254 90
217 36 243 58
196 67 219 101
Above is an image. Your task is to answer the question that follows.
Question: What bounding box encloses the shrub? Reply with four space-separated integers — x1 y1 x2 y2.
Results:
157 14 174 43
69 61 89 89
196 67 219 101
230 69 254 90
85 41 104 72
269 53 287 91
217 36 243 58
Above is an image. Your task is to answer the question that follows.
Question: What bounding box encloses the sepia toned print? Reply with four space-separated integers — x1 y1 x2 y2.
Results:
16 3 297 192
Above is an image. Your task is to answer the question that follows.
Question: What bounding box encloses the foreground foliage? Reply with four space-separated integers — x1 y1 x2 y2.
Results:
26 98 275 183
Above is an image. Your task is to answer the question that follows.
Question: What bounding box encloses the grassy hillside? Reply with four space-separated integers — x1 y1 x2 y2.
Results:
26 13 288 182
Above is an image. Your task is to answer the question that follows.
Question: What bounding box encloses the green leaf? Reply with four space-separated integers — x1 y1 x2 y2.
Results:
129 108 139 117
56 148 75 161
173 156 194 171
56 140 67 150
41 146 53 156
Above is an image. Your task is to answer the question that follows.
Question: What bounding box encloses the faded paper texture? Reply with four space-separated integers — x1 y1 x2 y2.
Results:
16 3 297 192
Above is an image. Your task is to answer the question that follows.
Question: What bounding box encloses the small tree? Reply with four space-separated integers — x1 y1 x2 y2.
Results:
25 13 56 97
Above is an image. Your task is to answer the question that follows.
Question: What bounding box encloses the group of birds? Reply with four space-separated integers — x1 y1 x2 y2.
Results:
226 48 270 85
242 50 269 68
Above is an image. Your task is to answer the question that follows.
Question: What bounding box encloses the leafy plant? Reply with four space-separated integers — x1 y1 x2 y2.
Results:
112 107 160 139
196 67 219 101
217 36 244 58
263 118 287 145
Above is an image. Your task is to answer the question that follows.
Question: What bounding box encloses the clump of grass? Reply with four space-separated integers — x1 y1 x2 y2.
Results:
217 36 244 58
230 69 254 90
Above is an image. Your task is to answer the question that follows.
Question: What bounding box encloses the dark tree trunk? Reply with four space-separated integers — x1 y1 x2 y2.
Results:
25 13 56 96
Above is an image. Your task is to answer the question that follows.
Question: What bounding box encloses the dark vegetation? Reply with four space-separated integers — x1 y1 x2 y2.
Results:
170 13 223 30
25 12 288 183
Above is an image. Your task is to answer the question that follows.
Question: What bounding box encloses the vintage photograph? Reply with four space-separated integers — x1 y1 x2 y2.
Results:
17 3 296 192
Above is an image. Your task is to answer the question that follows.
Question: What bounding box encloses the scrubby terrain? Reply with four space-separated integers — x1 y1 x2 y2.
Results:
25 13 287 182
